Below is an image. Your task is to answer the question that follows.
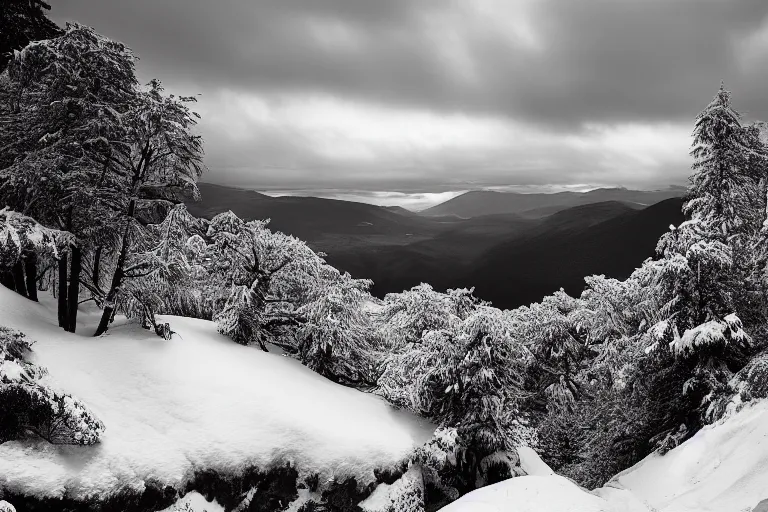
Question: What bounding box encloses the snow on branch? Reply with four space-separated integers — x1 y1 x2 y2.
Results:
669 314 750 358
0 207 72 267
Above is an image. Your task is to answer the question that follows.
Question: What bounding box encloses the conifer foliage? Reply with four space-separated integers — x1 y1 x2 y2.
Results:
645 84 766 417
0 0 62 72
1 23 140 331
298 275 377 385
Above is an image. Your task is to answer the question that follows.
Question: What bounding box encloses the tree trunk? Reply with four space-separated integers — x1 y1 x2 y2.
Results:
24 252 38 302
66 245 82 333
58 253 68 328
94 265 122 336
95 199 135 336
0 271 15 291
12 260 27 298
92 245 102 287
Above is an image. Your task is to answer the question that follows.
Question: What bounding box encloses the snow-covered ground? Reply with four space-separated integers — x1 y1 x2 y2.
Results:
0 286 434 500
442 474 619 512
442 400 768 512
607 399 768 512
4 283 768 511
159 492 224 512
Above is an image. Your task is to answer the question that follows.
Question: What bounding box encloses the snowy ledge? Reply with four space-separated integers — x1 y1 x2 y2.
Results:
0 286 434 505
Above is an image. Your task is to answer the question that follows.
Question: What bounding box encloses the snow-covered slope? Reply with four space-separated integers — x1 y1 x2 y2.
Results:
606 400 768 512
443 402 768 512
441 474 622 512
440 447 648 512
0 286 434 500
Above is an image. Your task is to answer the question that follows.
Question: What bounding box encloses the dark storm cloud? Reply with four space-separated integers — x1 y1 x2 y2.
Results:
53 0 768 126
48 0 768 204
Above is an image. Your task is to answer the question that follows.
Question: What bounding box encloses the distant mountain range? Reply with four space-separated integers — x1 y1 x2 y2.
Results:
422 187 686 218
469 198 684 308
187 183 686 309
185 184 436 238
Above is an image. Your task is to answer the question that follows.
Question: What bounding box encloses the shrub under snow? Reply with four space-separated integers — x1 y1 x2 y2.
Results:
0 326 104 445
360 465 425 512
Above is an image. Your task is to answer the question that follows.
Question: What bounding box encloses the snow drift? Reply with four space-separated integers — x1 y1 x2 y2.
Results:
606 399 768 512
443 401 768 512
0 285 434 500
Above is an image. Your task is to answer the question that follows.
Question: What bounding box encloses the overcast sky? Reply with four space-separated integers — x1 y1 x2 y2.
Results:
52 0 768 208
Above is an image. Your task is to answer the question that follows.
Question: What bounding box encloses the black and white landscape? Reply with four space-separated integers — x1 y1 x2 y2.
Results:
2 1 768 512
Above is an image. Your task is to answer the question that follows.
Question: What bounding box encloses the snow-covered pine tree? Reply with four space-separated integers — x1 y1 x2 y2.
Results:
0 0 61 72
95 79 205 336
687 83 765 240
517 290 587 409
443 308 531 456
1 23 139 331
297 274 378 386
569 274 649 389
379 305 531 490
684 84 768 322
748 121 768 315
645 84 760 420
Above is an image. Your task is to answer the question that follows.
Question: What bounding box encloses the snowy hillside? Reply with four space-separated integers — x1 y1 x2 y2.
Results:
607 400 768 512
0 285 434 501
443 401 768 512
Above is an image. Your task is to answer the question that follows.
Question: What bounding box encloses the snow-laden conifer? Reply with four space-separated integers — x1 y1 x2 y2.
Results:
379 305 532 486
514 291 586 408
297 274 378 385
1 23 139 329
639 85 761 414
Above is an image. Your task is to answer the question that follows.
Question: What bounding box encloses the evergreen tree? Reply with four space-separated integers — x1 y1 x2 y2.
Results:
687 83 766 238
635 84 763 421
514 291 588 409
0 0 62 72
0 23 138 331
297 274 378 386
379 305 531 490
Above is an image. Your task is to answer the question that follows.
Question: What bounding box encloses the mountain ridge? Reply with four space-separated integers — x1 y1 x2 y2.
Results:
422 187 685 218
186 183 685 309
